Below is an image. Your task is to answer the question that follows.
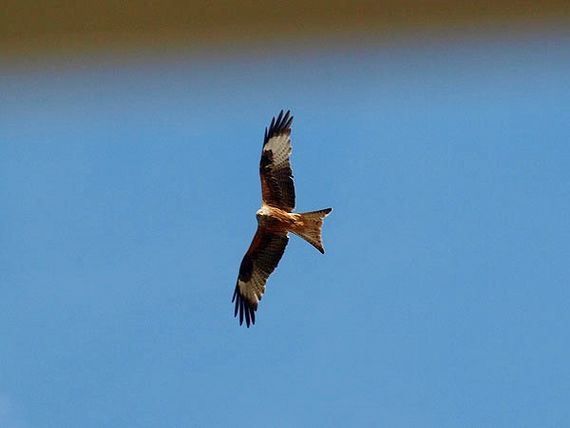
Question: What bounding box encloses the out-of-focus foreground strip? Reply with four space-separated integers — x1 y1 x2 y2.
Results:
2 0 569 59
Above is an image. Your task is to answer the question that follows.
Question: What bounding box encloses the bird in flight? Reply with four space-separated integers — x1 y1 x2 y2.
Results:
232 110 332 327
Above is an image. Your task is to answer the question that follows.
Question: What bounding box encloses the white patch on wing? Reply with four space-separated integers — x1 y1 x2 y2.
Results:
238 279 262 304
264 135 292 167
238 279 248 293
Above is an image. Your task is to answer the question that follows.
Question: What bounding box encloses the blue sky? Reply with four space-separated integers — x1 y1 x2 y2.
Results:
1 30 570 427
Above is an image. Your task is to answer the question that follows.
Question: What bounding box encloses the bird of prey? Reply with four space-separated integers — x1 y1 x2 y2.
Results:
232 110 332 327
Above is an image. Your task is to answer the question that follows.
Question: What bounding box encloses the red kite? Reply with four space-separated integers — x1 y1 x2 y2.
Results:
232 110 332 327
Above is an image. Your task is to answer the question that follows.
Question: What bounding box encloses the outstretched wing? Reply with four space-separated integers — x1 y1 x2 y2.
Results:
260 110 296 212
232 227 289 327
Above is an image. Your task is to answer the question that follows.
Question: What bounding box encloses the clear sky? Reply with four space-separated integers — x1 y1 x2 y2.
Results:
1 30 570 427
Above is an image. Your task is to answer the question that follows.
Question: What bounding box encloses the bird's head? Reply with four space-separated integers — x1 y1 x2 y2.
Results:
256 206 269 219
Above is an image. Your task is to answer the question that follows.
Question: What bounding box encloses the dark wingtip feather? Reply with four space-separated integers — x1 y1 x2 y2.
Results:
232 288 239 317
244 301 251 327
264 110 294 145
232 285 258 328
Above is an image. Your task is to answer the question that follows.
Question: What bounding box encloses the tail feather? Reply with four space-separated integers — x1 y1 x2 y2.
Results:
294 208 332 254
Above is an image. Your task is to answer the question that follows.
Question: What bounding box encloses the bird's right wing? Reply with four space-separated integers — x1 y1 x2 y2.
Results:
232 227 289 327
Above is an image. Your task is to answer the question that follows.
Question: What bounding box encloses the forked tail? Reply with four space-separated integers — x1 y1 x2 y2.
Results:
294 208 333 254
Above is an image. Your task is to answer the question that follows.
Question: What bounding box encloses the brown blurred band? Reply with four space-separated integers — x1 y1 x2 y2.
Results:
2 0 569 58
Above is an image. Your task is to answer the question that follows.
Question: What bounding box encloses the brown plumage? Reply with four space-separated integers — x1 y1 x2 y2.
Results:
232 110 332 327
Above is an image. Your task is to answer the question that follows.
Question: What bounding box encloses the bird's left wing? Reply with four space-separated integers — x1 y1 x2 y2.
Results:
232 227 289 327
260 110 296 212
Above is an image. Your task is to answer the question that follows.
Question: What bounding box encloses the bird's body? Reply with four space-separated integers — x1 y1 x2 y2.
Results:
232 110 332 327
256 205 332 251
256 205 296 231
